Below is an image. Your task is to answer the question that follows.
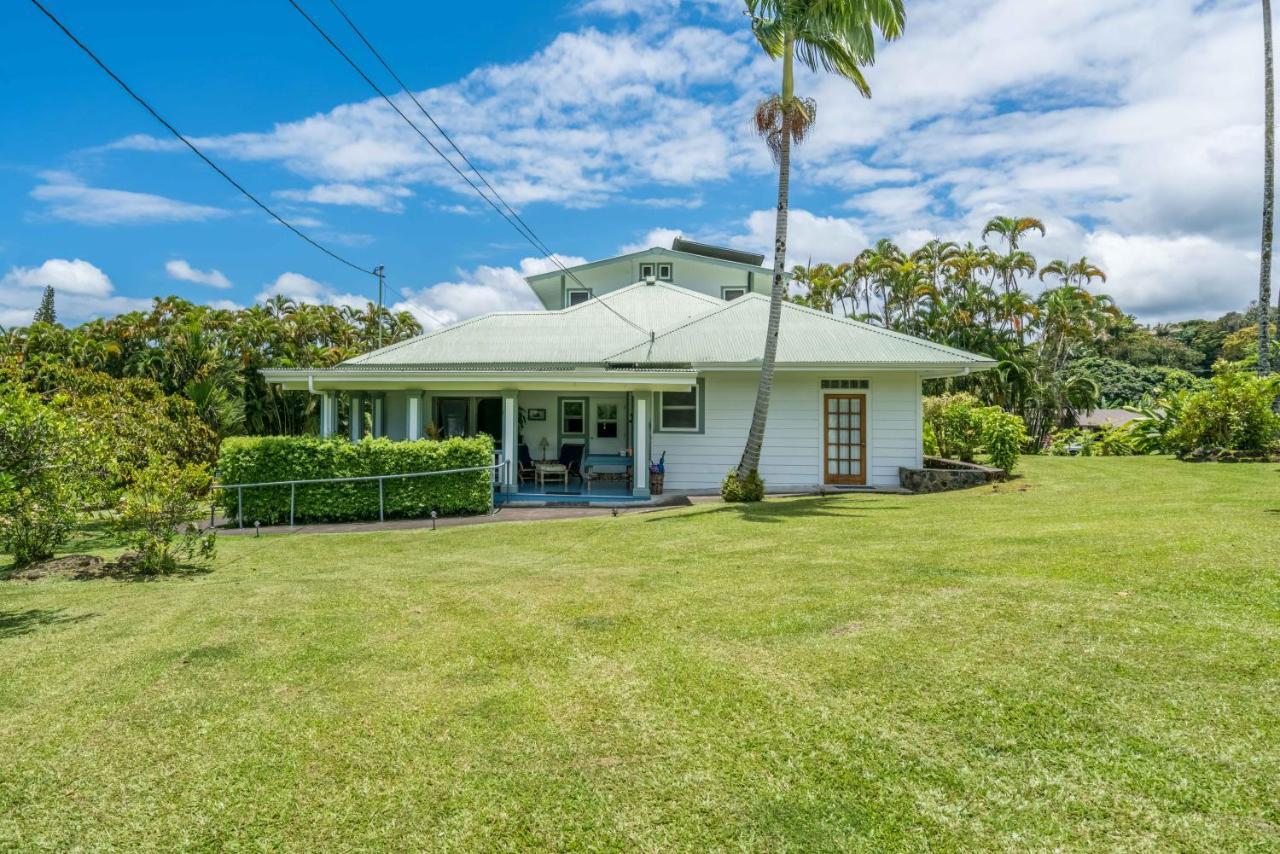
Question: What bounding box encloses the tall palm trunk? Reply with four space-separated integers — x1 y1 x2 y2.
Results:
1261 0 1275 375
737 45 795 479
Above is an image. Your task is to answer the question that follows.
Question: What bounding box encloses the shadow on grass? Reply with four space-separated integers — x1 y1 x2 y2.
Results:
0 607 97 640
63 515 128 553
647 494 909 524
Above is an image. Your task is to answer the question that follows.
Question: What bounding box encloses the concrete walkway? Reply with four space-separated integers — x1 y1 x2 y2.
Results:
215 496 703 536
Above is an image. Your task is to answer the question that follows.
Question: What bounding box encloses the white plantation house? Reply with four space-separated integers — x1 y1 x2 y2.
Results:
262 239 995 501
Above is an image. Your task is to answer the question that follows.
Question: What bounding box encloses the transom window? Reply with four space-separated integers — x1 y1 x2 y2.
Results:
658 387 699 431
566 288 592 306
821 379 869 389
722 286 747 301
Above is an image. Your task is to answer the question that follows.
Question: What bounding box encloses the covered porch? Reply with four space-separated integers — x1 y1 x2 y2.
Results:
279 368 696 500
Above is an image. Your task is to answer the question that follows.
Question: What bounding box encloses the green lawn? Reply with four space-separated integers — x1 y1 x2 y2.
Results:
2 457 1277 851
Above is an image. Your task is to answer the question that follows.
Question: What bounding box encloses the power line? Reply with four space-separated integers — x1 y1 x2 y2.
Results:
324 0 560 262
284 0 651 337
27 0 374 278
26 0 454 331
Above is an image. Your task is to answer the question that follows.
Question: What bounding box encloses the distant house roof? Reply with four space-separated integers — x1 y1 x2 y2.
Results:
336 281 995 374
1075 408 1140 428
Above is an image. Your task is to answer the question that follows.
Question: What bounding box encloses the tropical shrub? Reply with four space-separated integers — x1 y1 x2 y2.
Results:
923 393 1028 473
114 456 216 574
0 385 95 566
924 393 987 462
1162 363 1280 457
982 407 1029 472
1047 425 1139 457
721 468 765 502
216 435 494 524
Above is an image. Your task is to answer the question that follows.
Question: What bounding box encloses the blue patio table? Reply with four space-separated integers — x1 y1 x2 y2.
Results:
582 453 633 491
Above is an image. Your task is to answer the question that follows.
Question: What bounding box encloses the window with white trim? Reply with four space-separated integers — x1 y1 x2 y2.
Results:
821 379 869 389
566 289 592 306
657 263 672 281
560 398 586 435
658 388 699 431
639 263 656 280
722 286 747 301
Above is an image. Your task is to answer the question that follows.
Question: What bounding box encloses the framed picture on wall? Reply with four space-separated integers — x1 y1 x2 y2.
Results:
526 408 546 421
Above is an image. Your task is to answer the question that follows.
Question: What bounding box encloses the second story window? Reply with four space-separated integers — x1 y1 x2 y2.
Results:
722 286 746 301
566 288 592 306
639 262 656 280
657 263 672 281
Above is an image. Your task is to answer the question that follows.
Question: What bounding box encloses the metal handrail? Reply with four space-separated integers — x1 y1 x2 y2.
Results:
212 458 510 528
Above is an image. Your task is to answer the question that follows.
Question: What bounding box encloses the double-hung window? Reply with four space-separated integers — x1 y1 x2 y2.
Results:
658 387 699 431
560 398 586 436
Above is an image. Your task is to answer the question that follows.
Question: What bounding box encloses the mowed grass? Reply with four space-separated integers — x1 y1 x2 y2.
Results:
1 457 1277 851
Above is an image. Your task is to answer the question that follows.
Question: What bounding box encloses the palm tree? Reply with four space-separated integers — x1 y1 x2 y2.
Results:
1260 0 1274 375
734 0 905 487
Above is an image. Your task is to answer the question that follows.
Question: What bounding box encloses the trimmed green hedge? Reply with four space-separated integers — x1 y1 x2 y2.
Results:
216 435 494 524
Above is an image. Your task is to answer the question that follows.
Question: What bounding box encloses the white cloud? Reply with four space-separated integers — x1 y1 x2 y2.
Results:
0 259 150 326
390 255 587 328
729 209 869 266
100 0 1274 320
255 272 369 310
119 26 755 208
1081 231 1259 322
30 171 228 225
165 259 231 289
276 183 412 213
618 227 684 254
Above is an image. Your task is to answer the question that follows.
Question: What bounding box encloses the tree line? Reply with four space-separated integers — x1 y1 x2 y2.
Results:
1 296 422 439
785 216 1279 444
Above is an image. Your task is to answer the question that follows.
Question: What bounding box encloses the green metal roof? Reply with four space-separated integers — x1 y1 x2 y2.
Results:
605 294 996 367
338 282 995 371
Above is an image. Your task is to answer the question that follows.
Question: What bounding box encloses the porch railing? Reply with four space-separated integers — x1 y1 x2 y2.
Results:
212 455 510 529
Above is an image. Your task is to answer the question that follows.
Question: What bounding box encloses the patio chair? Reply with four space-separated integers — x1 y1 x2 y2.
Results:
517 443 536 484
557 442 585 482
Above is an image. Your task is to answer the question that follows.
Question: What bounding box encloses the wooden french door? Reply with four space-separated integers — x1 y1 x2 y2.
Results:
823 393 866 485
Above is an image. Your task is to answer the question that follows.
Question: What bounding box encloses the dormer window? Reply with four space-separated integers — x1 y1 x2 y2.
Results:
722 286 747 301
566 288 592 306
639 263 656 280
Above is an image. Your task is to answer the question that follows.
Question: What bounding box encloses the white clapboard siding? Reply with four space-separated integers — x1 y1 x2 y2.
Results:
651 371 921 491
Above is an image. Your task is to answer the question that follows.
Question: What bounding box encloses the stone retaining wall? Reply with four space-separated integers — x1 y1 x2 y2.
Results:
899 457 1004 493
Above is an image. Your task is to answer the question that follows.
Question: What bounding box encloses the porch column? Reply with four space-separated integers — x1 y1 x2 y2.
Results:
372 393 385 438
406 393 422 441
633 392 651 497
318 391 336 438
349 393 364 442
501 391 517 488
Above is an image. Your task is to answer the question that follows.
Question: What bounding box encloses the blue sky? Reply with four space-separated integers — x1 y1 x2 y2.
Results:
0 0 1269 327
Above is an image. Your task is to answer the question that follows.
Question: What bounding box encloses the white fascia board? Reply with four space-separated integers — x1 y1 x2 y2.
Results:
263 369 698 392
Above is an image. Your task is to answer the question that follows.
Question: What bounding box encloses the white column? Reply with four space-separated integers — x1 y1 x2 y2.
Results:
406 393 422 441
349 393 364 442
501 391 517 488
633 392 650 497
319 392 336 438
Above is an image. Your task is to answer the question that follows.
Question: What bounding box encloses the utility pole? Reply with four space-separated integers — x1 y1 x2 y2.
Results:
374 265 385 348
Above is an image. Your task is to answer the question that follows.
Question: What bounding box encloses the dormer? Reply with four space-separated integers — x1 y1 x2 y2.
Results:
524 237 773 310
